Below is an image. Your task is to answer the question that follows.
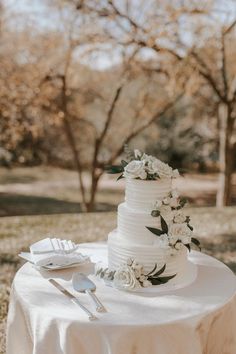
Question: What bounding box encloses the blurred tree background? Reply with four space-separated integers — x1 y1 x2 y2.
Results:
0 0 236 212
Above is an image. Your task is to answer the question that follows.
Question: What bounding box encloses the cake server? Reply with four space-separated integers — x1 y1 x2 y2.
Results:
72 273 106 312
49 279 97 321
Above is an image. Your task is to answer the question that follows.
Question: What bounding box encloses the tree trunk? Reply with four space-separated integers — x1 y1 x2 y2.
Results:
85 172 101 212
216 103 234 206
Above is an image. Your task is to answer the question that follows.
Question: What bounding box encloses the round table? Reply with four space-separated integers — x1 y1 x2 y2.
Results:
7 243 236 354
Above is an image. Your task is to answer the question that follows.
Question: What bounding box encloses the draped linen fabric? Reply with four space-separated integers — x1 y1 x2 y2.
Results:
7 244 236 354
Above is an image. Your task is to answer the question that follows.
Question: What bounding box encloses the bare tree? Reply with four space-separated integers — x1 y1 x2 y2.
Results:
81 0 236 206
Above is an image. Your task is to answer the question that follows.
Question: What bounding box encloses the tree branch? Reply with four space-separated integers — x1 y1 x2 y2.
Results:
223 19 236 35
191 52 225 101
107 93 183 164
221 33 228 99
98 85 123 144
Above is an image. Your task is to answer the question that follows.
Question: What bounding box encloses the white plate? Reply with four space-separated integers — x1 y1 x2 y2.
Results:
19 252 90 270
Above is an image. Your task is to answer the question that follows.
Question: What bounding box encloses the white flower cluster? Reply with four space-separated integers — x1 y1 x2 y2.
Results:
96 259 152 290
114 259 153 290
152 190 193 248
123 149 179 180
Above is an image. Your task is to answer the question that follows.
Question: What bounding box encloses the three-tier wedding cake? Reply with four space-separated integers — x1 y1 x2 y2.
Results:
96 149 200 291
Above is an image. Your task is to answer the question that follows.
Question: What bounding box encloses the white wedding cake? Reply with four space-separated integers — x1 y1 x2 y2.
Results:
108 178 188 278
97 149 200 290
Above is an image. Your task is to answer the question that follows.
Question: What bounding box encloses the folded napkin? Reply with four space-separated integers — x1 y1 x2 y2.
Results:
30 238 78 255
21 237 89 267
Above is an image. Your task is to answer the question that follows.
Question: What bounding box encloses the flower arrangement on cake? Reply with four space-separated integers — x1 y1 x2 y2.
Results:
147 189 201 252
96 259 176 291
106 149 179 180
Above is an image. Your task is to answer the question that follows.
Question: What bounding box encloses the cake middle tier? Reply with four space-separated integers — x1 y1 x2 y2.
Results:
118 202 163 245
108 229 188 277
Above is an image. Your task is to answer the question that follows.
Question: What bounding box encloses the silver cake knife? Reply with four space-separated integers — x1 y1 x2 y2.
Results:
49 279 97 321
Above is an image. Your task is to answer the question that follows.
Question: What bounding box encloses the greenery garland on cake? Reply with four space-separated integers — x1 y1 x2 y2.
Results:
146 190 201 252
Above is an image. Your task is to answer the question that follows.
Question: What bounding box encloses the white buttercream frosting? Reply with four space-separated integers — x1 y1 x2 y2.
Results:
108 230 187 278
107 177 188 286
125 178 172 211
118 203 160 245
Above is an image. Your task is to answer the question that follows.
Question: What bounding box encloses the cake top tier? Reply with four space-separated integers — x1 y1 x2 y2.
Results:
125 178 172 211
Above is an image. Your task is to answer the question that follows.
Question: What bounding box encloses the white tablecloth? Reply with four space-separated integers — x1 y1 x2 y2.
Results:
7 243 236 354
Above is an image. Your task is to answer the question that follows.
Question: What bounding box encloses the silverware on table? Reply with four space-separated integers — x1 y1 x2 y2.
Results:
72 273 106 312
49 279 97 321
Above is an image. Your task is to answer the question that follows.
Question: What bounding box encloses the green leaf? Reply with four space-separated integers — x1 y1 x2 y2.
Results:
152 264 166 277
179 197 187 208
105 165 124 174
156 274 177 284
149 278 163 285
96 268 102 276
186 216 191 223
146 263 158 276
191 237 201 250
116 174 124 181
160 216 168 234
185 243 191 252
100 268 108 278
146 227 165 236
187 224 193 231
151 210 160 217
121 160 128 168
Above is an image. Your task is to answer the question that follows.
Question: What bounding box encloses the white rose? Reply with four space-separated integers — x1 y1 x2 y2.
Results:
139 275 146 282
169 223 191 239
148 159 173 179
146 157 159 172
163 196 171 205
181 235 192 244
174 211 186 224
159 204 172 218
126 258 133 266
174 242 183 250
171 189 179 199
134 268 142 279
139 169 147 180
141 153 152 163
134 149 142 159
168 235 179 246
142 280 152 288
132 262 143 272
159 233 169 247
154 200 162 208
172 169 180 178
123 160 146 179
113 265 140 290
132 261 143 278
170 197 179 208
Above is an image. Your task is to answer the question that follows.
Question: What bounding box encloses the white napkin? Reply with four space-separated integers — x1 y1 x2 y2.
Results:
30 238 78 255
21 237 89 267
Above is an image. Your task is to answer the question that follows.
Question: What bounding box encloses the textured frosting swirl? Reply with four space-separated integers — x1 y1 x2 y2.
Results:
125 178 172 211
108 230 187 277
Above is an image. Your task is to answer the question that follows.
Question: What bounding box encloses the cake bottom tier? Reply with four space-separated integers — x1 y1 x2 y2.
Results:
108 229 188 281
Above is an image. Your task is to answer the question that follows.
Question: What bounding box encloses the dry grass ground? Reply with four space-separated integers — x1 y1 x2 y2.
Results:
1 166 236 217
